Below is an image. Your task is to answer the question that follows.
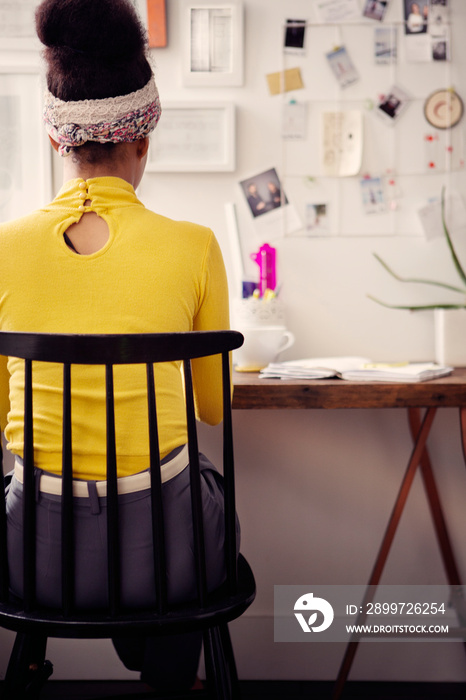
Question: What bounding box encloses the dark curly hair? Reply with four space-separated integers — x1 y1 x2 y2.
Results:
35 0 152 100
35 0 154 163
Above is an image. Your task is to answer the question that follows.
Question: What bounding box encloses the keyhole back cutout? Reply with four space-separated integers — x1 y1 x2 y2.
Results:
64 211 110 255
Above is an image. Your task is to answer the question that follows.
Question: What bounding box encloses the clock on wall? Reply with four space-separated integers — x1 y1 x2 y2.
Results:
424 89 464 129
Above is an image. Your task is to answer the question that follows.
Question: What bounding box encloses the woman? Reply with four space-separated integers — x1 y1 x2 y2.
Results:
407 2 427 32
1 0 235 691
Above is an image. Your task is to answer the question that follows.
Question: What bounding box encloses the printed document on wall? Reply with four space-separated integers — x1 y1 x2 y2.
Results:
321 111 363 177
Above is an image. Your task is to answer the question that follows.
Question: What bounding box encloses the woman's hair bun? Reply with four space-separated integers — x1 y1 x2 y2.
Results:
35 0 152 100
36 0 146 61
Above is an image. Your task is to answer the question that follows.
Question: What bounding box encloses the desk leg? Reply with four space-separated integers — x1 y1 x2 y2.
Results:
332 407 437 700
408 408 463 588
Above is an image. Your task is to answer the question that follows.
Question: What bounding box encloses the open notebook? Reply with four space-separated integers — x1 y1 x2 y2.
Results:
259 357 453 383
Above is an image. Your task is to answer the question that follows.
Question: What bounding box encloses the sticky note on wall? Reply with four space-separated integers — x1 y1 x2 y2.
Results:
266 68 304 95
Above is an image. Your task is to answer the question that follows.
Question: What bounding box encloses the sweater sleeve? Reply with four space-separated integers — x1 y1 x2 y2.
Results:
192 231 230 425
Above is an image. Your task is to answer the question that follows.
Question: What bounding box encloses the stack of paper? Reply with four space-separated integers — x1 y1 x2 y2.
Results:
341 363 453 383
259 357 453 383
260 357 370 379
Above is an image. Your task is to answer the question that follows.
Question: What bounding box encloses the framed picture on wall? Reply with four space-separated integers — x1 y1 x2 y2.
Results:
0 65 52 222
132 0 168 47
146 102 236 172
181 0 243 87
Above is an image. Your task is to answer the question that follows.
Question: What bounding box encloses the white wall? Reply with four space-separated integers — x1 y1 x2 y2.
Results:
2 0 466 684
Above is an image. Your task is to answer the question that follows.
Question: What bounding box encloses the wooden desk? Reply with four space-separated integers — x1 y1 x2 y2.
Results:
233 367 466 410
233 370 466 699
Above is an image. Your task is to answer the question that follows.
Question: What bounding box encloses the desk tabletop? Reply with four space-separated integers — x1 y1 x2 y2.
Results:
232 368 466 410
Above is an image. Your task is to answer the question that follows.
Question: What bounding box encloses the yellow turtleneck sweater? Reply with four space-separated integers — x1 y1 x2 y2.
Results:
0 177 229 479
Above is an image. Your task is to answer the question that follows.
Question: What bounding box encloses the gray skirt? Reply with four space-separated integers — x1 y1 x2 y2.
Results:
6 452 239 610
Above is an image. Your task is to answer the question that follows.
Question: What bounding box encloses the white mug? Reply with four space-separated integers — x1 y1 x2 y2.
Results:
234 326 295 371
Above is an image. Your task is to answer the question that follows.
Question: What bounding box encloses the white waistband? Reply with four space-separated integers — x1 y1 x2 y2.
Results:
13 444 189 498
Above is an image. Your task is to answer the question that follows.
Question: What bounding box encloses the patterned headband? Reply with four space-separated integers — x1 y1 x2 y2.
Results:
43 76 161 156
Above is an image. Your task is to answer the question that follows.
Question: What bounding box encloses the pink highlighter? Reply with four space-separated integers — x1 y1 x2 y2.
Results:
251 244 276 297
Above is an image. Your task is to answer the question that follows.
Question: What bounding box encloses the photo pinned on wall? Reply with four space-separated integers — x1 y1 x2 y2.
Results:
313 0 360 23
284 19 307 55
305 203 329 236
362 0 391 22
404 0 429 35
374 26 397 64
403 0 450 62
376 86 411 125
326 46 359 89
322 110 363 177
240 168 288 219
282 100 307 140
360 177 386 215
430 0 450 61
239 167 301 238
417 191 466 242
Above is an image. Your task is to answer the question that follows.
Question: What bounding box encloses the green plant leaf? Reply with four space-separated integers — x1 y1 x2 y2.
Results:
441 186 466 288
373 253 466 295
367 294 466 312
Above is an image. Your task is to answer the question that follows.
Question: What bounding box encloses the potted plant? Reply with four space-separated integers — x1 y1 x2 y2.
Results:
368 188 466 365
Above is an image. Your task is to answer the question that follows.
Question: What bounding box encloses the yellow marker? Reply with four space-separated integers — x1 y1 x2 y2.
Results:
263 289 276 301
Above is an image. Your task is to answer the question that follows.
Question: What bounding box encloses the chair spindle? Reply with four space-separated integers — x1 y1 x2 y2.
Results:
183 358 208 607
222 351 238 595
105 364 120 615
23 359 36 611
61 363 75 615
146 362 168 614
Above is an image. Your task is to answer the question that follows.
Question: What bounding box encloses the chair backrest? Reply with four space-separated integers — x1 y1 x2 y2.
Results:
0 330 243 618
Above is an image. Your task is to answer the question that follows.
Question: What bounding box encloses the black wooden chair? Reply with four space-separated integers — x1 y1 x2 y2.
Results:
0 330 255 699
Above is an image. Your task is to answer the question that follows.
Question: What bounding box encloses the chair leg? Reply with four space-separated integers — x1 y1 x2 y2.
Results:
3 633 52 700
203 625 239 700
218 625 240 699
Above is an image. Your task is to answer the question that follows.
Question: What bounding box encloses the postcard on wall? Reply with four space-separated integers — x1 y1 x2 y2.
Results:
313 0 360 23
282 101 307 140
374 26 397 64
321 110 363 177
326 46 359 89
266 68 304 96
305 203 329 236
239 167 301 238
284 19 307 55
362 0 391 22
418 192 466 242
360 177 386 214
376 85 411 125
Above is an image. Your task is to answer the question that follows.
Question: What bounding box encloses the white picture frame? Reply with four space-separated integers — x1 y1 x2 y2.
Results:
147 102 236 172
181 0 243 87
0 65 52 223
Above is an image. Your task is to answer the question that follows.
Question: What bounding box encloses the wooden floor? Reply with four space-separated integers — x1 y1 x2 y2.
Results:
5 680 464 699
